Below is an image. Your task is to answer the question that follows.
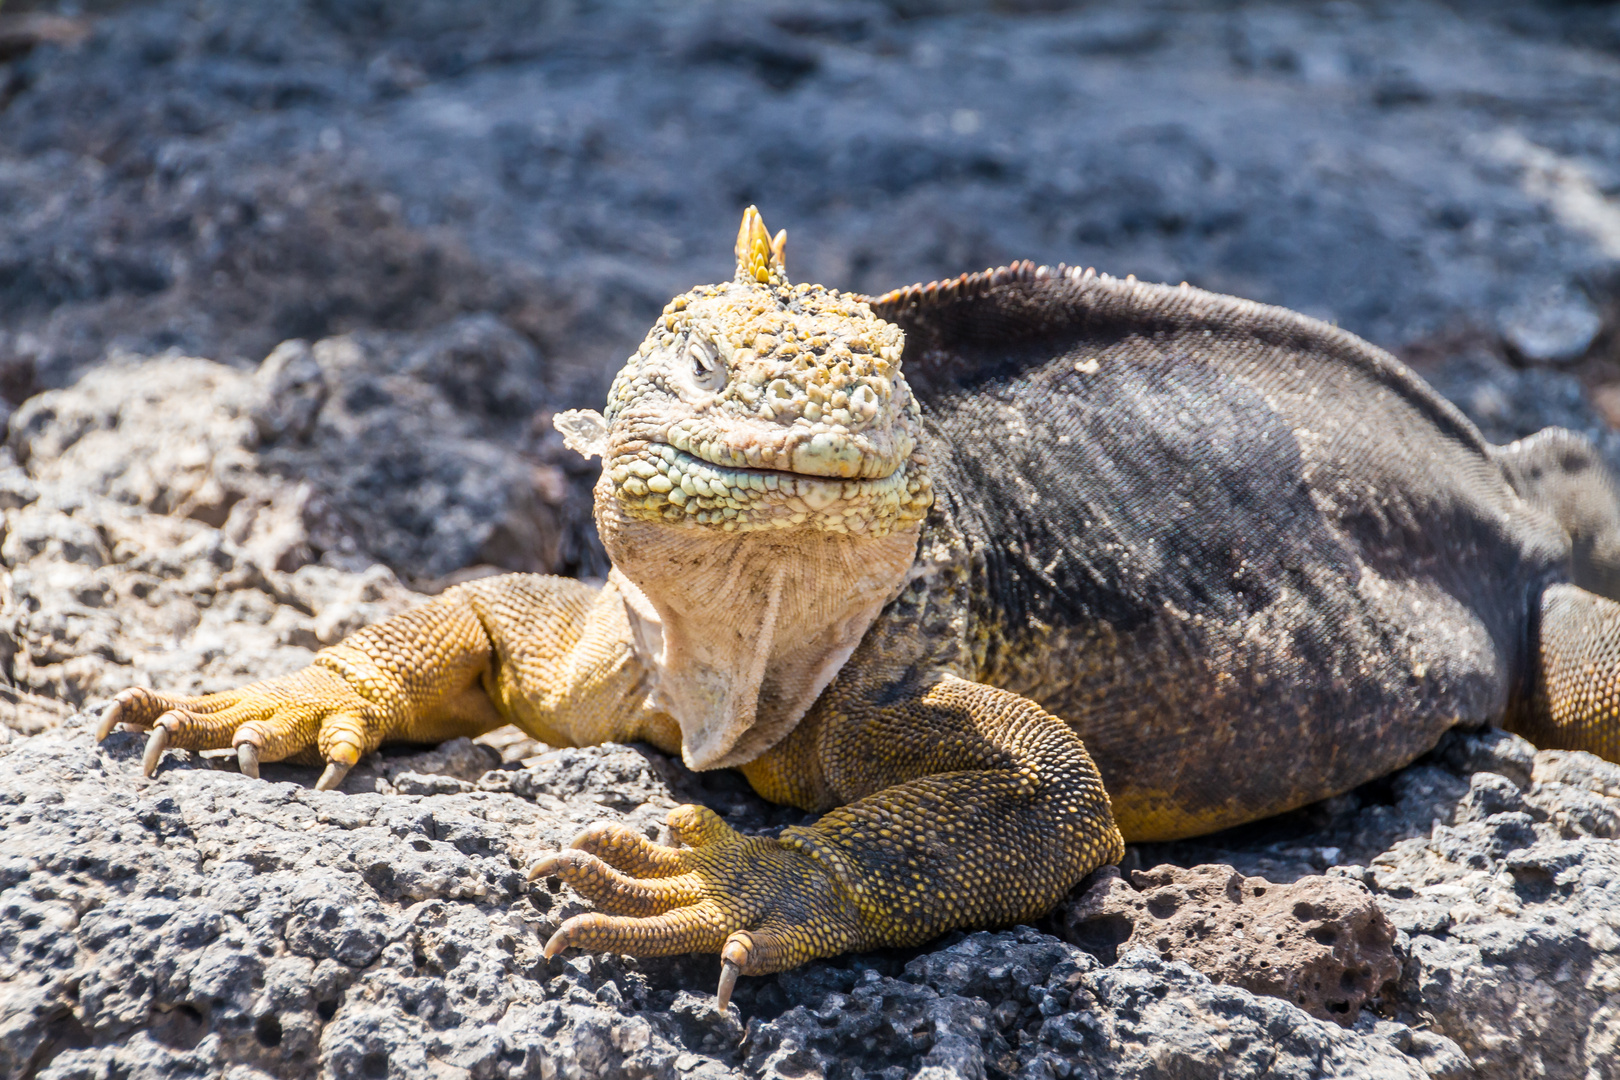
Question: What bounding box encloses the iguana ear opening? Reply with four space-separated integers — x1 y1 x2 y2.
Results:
553 409 608 459
734 206 788 287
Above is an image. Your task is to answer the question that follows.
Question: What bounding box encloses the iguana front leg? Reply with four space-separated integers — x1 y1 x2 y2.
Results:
97 574 671 787
535 674 1124 1005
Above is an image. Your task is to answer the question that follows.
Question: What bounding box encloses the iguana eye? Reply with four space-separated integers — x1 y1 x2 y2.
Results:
687 339 726 392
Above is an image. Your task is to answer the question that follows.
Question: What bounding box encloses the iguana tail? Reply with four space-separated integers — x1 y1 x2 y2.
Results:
1495 428 1620 602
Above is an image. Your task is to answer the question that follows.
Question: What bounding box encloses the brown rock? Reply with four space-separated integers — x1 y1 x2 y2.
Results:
1059 863 1401 1026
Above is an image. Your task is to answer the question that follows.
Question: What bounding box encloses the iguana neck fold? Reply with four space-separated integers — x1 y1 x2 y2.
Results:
600 506 922 769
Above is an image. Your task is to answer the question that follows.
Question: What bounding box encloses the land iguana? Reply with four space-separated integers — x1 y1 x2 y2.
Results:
97 208 1620 1007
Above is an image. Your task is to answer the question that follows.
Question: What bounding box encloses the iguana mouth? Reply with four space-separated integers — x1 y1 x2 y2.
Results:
655 419 909 481
669 445 894 486
603 441 931 538
678 428 905 478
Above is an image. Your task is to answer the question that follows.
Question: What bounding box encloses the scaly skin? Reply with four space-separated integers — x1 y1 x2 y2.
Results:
98 208 1620 1007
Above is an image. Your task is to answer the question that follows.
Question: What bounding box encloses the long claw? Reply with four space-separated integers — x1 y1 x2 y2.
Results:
716 960 740 1011
95 700 124 741
543 927 570 960
315 761 351 791
142 725 171 776
236 741 260 779
717 936 749 1011
527 853 561 882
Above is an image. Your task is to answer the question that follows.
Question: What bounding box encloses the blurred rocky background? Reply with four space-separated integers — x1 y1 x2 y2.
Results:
2 1 1620 1078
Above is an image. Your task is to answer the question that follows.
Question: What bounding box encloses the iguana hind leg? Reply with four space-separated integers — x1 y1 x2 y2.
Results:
1514 582 1620 762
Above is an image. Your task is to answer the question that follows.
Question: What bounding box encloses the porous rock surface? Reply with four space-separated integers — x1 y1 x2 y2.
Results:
0 719 1442 1080
1058 864 1401 1026
1090 729 1620 1080
0 323 609 733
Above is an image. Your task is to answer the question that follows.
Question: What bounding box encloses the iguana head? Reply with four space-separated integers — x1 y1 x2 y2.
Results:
556 208 932 769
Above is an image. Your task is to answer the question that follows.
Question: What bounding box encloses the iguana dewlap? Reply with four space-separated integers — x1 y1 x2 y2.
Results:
98 208 1620 1007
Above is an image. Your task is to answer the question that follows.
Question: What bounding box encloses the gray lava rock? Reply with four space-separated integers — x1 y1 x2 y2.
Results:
2 0 1618 395
1367 743 1620 1080
6 329 564 584
0 334 576 718
0 721 1444 1080
1111 729 1620 1079
0 723 731 1080
1059 864 1401 1026
1500 285 1605 365
747 929 1429 1080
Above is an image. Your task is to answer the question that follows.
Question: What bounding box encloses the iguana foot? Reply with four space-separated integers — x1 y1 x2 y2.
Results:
529 806 862 1009
96 667 385 789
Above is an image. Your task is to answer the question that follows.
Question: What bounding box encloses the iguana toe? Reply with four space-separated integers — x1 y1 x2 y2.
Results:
315 761 352 791
544 905 731 961
534 848 698 915
117 696 250 777
717 938 748 1010
534 805 866 1001
715 929 801 1007
566 820 689 877
96 668 385 786
98 686 196 742
94 696 124 741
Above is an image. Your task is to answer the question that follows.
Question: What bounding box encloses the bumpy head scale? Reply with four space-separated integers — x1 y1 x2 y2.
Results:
562 206 931 538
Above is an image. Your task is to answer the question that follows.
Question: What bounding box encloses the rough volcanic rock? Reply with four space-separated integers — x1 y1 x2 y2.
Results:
0 723 726 1080
746 929 1432 1080
1367 743 1620 1080
1059 864 1401 1026
2 0 1619 398
0 331 588 722
1051 728 1620 1080
1 717 1447 1080
8 324 565 584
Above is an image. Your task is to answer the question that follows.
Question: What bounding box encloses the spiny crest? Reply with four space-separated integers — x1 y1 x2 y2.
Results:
735 206 788 287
